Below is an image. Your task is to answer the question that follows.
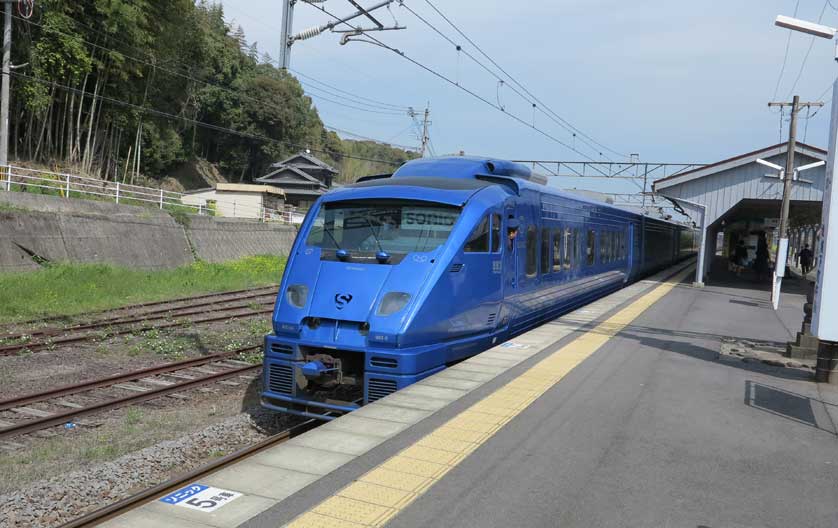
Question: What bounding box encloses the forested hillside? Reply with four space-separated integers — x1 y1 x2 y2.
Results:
8 0 416 185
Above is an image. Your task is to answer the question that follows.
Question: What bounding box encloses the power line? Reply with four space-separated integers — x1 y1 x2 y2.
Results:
397 2 606 160
10 71 404 167
16 14 409 118
772 0 801 102
784 0 830 99
325 125 420 151
302 1 596 161
416 0 629 160
290 68 411 111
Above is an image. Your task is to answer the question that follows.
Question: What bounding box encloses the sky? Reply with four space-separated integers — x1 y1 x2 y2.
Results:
217 0 838 194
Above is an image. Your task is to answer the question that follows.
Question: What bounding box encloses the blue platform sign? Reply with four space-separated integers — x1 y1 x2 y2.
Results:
160 483 241 512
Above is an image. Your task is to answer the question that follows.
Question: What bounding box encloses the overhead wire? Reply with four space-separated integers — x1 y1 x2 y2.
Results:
784 0 830 99
772 0 801 103
10 71 404 166
417 0 629 160
398 1 607 160
301 1 596 161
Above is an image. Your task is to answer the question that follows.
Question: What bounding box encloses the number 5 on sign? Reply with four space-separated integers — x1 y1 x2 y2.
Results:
160 484 242 513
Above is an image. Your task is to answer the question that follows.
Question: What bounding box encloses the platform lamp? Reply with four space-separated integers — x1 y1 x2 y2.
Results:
756 157 824 310
774 14 838 384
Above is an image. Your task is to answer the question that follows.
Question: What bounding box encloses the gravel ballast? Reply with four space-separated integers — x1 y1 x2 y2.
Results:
0 410 294 528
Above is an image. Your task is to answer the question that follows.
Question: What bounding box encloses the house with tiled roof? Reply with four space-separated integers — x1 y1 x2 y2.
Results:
255 152 338 207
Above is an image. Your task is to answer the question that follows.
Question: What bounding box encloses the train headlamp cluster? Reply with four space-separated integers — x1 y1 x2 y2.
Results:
376 292 411 316
286 284 309 308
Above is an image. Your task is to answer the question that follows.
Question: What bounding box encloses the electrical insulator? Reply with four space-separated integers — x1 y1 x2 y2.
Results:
293 26 326 41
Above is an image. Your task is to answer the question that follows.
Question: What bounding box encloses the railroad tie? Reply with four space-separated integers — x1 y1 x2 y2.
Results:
191 367 220 375
221 359 253 367
140 377 176 387
53 399 84 409
112 383 151 393
10 406 53 417
218 380 240 387
0 441 25 452
162 372 196 380
0 419 14 428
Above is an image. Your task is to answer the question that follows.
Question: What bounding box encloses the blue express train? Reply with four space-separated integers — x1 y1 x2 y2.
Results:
262 157 697 419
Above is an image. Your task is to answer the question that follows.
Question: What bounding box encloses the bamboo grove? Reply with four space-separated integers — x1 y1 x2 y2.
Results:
8 0 416 185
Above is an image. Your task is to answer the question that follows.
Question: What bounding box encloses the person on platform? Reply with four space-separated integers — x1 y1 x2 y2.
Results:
798 243 814 276
754 233 770 281
734 239 748 277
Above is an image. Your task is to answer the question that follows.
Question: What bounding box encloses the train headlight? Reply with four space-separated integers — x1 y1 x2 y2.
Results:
376 292 411 316
286 284 309 308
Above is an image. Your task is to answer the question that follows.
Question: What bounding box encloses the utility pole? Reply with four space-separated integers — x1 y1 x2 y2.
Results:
420 105 430 157
0 0 12 168
767 96 823 307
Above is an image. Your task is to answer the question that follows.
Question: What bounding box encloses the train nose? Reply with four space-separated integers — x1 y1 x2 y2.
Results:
307 262 392 321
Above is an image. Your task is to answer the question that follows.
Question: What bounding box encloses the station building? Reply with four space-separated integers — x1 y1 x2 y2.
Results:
653 142 826 283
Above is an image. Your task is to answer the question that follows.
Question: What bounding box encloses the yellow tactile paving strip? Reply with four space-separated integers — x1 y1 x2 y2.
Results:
284 266 694 528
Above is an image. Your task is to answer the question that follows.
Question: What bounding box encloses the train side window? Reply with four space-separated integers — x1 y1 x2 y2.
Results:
552 228 562 272
572 228 579 268
564 227 571 269
540 229 550 274
526 225 537 277
620 231 626 259
599 231 606 263
464 215 490 252
610 232 616 262
587 229 596 266
491 213 501 253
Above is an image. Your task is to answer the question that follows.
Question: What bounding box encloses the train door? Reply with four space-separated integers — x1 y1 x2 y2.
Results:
503 203 518 293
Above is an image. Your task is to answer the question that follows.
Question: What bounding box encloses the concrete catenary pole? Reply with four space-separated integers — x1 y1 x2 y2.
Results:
813 78 838 384
420 105 430 157
279 0 296 70
0 1 12 168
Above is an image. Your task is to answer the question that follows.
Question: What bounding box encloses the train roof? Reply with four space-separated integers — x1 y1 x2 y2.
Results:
341 157 694 228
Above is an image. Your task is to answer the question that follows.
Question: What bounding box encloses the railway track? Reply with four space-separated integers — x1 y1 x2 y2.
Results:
0 298 276 356
0 285 278 335
0 346 263 441
57 419 320 528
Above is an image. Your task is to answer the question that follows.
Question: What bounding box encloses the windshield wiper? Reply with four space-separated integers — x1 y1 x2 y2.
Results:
361 216 384 253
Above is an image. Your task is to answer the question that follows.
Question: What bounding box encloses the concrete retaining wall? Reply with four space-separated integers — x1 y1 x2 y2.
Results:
187 216 297 263
0 192 296 273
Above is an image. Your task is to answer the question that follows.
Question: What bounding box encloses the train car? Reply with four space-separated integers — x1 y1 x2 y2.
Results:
261 157 697 419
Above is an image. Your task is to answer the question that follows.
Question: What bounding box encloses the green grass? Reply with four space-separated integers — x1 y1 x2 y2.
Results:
0 255 285 322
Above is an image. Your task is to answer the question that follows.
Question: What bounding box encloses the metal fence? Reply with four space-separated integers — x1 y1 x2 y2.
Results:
0 165 306 224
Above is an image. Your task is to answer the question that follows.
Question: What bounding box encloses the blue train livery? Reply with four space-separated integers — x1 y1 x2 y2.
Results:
261 157 697 419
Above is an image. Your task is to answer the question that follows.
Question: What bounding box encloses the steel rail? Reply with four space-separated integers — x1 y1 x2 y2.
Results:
1 291 277 340
0 363 262 439
57 419 320 528
0 285 278 332
0 346 261 411
0 306 275 356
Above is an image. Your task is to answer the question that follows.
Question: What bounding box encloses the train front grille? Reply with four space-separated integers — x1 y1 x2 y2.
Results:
268 364 294 395
368 378 397 402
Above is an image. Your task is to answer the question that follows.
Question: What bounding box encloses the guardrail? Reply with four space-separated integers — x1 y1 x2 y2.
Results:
0 165 306 224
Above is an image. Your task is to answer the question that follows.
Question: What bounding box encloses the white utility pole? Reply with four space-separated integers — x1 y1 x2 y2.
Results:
773 14 838 383
420 105 430 157
279 0 296 69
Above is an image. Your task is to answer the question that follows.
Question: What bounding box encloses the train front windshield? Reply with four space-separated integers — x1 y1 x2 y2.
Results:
305 200 461 255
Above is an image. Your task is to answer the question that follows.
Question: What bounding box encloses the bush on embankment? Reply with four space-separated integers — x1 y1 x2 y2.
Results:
0 255 285 322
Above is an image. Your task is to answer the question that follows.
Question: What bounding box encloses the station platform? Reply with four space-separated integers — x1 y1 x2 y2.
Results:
102 260 838 528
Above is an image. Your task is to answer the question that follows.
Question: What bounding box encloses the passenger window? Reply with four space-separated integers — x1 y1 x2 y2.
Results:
599 231 606 263
587 229 596 266
552 229 562 272
464 215 490 252
564 228 570 269
491 214 501 253
609 232 615 262
572 228 579 268
541 229 550 274
621 231 627 259
526 225 537 277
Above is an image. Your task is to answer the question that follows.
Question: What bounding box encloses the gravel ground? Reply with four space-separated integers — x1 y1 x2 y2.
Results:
0 409 297 528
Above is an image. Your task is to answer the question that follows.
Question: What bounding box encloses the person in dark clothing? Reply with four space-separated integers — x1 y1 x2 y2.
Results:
734 240 748 277
798 244 814 276
754 233 770 281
